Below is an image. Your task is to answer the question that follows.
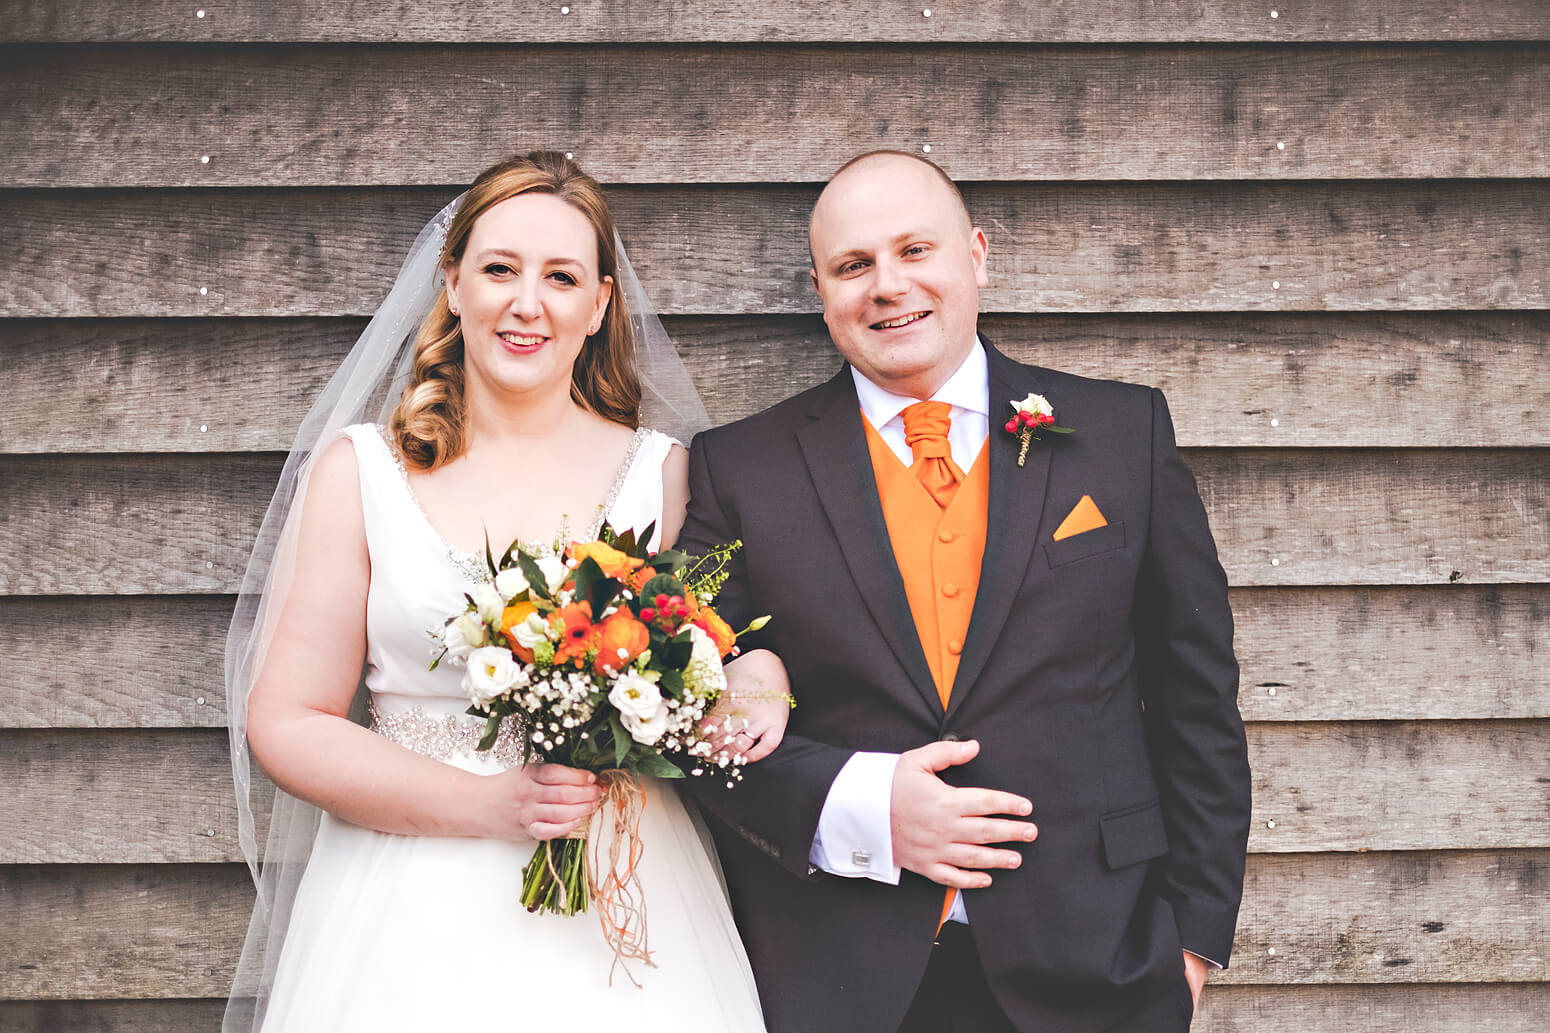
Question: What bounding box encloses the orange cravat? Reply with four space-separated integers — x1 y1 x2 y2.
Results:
901 401 965 509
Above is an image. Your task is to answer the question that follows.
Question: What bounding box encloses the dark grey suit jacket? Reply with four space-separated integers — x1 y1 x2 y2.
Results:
679 340 1251 1033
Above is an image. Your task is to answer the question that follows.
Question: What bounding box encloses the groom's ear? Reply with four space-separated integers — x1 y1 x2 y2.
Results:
809 267 820 296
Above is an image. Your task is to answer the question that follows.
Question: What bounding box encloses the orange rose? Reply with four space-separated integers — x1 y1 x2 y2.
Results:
594 611 651 674
501 601 538 662
568 540 646 580
552 601 599 666
693 607 738 657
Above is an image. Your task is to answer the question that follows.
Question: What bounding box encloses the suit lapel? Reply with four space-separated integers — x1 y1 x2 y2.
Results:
796 370 944 718
944 341 1054 725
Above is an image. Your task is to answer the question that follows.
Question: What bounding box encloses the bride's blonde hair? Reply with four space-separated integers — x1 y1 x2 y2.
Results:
391 151 642 470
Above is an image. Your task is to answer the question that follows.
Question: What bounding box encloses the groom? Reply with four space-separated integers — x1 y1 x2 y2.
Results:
680 151 1251 1032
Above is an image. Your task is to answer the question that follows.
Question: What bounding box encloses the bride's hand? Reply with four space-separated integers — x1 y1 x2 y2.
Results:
485 763 603 842
701 648 792 764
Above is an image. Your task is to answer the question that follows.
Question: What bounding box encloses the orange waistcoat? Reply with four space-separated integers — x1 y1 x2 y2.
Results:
861 418 990 707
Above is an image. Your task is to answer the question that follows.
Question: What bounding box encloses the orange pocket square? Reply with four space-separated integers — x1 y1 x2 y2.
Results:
1052 495 1108 541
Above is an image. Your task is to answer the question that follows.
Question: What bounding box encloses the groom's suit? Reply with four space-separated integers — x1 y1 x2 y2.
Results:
680 339 1251 1033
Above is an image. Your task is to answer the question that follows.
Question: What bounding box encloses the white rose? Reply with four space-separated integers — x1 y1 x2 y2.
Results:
463 645 525 704
512 612 552 651
494 566 529 601
442 612 486 661
471 583 505 624
535 554 566 591
610 672 669 746
682 624 728 699
1013 393 1053 419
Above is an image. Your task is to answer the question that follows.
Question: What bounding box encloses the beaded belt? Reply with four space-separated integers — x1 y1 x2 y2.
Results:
368 699 527 769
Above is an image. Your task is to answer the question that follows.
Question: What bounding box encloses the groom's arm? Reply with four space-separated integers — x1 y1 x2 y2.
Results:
677 429 857 880
1134 388 1253 968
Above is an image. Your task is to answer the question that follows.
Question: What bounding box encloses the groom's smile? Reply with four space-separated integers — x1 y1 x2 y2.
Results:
872 310 931 330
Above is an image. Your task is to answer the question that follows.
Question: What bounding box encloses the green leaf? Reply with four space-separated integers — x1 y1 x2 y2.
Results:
640 572 685 602
632 751 685 779
608 713 631 767
646 548 689 573
476 714 503 752
516 550 551 599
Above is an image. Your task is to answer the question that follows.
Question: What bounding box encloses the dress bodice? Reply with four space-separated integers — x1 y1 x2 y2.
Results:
340 424 677 719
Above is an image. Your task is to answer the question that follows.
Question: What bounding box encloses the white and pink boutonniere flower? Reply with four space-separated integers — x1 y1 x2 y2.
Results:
1004 393 1074 466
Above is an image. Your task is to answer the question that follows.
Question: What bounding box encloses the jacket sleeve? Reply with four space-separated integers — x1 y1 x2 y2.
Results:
1134 388 1253 967
676 429 855 880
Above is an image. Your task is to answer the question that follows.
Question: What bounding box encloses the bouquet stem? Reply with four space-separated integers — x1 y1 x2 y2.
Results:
522 837 589 915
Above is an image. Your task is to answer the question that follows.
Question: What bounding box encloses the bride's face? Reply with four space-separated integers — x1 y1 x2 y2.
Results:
445 192 613 405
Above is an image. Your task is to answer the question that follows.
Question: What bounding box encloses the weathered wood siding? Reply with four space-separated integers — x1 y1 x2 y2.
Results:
2 3 1545 1029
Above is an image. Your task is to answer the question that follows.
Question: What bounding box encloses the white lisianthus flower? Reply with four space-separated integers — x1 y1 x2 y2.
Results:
463 645 526 704
682 624 728 700
536 554 566 591
512 612 552 651
471 583 505 625
494 566 529 601
1012 392 1054 419
610 672 669 745
442 612 486 661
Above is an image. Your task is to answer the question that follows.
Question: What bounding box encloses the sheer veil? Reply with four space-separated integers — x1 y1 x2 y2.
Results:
221 194 709 1032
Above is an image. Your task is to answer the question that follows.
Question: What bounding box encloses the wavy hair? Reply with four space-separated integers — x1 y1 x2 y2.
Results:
391 151 641 470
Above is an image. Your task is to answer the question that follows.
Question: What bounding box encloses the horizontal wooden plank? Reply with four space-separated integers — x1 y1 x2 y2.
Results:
4 721 1544 862
7 311 1550 453
4 1 1547 42
0 999 228 1033
3 448 1544 595
6 45 1545 186
7 986 1549 1033
3 587 1545 729
3 181 1545 317
5 851 1545 997
1230 586 1550 722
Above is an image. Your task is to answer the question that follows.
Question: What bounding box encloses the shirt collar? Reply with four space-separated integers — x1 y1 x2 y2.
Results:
850 336 990 430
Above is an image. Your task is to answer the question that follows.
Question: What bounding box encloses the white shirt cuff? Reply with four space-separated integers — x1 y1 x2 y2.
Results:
1185 949 1223 970
809 752 901 883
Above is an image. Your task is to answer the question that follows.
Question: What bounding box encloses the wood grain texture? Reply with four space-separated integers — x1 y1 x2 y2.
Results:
3 449 1544 595
5 852 1545 996
4 987 1547 1033
4 0 1547 42
6 45 1545 186
4 722 1544 862
3 181 1545 317
5 587 1543 729
1230 586 1549 722
7 312 1550 453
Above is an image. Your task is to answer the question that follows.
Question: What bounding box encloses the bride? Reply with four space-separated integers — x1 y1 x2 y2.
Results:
224 152 785 1031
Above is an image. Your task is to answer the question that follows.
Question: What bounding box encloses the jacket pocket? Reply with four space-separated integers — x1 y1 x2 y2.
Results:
1099 799 1168 870
1043 520 1126 569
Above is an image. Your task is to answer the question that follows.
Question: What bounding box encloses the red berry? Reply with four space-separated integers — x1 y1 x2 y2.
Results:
655 594 669 608
1004 419 1018 433
641 607 656 621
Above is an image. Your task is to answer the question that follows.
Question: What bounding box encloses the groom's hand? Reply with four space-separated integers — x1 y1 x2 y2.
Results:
890 739 1037 888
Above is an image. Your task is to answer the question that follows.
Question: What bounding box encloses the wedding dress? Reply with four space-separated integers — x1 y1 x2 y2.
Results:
257 423 767 1031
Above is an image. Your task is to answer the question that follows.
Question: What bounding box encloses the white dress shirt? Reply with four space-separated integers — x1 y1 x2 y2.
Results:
808 339 988 924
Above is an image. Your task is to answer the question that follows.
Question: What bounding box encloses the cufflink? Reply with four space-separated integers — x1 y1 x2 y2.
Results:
852 849 872 867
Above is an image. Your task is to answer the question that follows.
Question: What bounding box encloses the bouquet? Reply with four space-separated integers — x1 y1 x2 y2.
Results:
430 522 767 974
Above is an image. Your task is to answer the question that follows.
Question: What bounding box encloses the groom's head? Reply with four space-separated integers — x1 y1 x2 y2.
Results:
809 151 989 400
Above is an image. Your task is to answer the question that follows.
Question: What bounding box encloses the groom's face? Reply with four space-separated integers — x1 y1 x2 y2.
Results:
809 155 988 400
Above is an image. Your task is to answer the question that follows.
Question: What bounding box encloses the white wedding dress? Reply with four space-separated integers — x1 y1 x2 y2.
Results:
258 423 767 1031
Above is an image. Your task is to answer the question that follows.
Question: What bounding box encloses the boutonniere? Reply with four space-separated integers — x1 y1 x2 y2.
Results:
1004 393 1074 466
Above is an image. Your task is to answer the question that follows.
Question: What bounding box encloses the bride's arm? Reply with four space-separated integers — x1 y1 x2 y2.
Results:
245 437 601 841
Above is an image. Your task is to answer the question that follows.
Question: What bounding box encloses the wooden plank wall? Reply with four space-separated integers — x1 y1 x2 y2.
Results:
2 3 1546 1029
